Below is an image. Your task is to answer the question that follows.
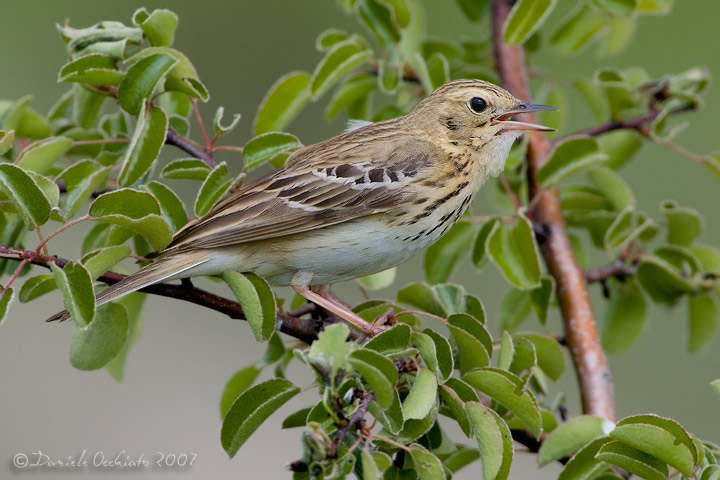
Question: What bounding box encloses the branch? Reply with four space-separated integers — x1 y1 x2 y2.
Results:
330 391 374 457
0 244 358 344
165 127 218 168
491 0 615 420
585 260 636 284
554 104 695 144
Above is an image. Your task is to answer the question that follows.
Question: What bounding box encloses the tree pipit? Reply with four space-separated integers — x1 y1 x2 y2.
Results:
48 80 556 335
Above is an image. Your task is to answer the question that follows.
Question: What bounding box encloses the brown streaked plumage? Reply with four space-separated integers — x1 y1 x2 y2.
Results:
48 80 556 334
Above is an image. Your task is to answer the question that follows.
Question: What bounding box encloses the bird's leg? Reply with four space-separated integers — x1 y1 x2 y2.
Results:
313 284 352 309
292 285 388 337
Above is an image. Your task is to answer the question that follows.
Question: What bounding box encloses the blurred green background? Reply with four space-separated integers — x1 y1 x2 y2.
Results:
1 1 718 479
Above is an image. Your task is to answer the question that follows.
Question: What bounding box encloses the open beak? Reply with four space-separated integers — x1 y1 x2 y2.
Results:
492 103 557 132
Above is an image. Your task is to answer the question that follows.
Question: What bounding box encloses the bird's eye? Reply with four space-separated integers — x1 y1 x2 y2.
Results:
469 97 487 113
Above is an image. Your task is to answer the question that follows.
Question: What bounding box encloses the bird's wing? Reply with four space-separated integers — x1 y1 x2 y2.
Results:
166 131 435 251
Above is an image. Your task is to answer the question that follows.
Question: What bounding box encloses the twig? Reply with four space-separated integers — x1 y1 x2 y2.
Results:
0 244 354 345
585 260 636 284
35 215 95 254
165 127 218 168
660 139 706 164
499 174 521 211
553 104 695 145
191 99 211 150
329 391 374 457
491 0 615 421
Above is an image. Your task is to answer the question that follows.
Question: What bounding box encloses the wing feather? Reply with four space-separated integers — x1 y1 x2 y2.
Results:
166 126 436 252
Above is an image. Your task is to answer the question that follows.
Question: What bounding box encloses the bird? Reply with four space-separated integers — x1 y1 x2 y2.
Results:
48 79 555 335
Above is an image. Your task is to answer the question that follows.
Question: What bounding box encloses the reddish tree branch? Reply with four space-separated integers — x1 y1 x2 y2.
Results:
165 127 218 168
0 244 357 344
491 0 615 420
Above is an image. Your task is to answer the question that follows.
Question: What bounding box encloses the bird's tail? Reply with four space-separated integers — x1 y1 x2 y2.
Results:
46 251 211 322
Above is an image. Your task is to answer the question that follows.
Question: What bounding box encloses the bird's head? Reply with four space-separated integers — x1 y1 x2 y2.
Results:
410 79 556 176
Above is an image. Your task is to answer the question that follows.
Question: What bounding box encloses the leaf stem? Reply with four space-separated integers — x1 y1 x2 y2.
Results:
35 215 95 254
191 99 211 151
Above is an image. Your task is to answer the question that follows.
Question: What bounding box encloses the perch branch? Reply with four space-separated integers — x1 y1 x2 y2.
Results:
0 244 358 344
491 0 615 420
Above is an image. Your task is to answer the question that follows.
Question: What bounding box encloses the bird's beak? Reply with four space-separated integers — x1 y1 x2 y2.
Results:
492 103 557 131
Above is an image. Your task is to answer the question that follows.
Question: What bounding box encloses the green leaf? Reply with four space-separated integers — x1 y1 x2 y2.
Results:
316 29 348 51
144 181 187 231
438 382 474 437
466 402 513 480
378 0 410 27
58 53 123 86
19 274 57 303
409 444 445 480
558 437 612 480
81 245 132 279
361 448 381 479
538 415 607 466
325 74 377 120
243 132 302 170
253 72 310 136
539 137 608 188
529 276 554 326
598 15 635 56
455 0 486 21
307 323 353 381
588 166 635 211
592 0 637 16
194 162 232 217
504 0 556 45
518 333 565 381
118 102 168 187
602 281 647 354
551 5 606 54
636 257 694 306
412 52 450 93
133 8 178 47
637 0 672 13
161 158 211 181
662 201 702 247
598 130 644 170
472 218 499 269
164 77 210 102
90 189 173 250
221 378 300 457
311 40 373 100
397 282 446 317
350 348 398 408
69 302 128 370
281 407 311 428
448 313 492 374
365 323 411 353
58 160 111 218
0 130 14 156
378 59 400 94
358 0 400 47
403 369 437 420
424 222 477 284
0 288 13 326
220 365 262 418
463 367 542 437
222 271 276 342
595 441 668 480
712 379 720 399
0 164 51 228
687 294 717 353
487 216 541 289
51 261 95 328
357 267 396 290
369 388 404 434
213 106 241 136
442 445 481 474
117 53 178 115
610 421 695 476
414 329 453 383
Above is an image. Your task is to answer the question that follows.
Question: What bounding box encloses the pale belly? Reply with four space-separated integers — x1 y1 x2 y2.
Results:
177 214 436 286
